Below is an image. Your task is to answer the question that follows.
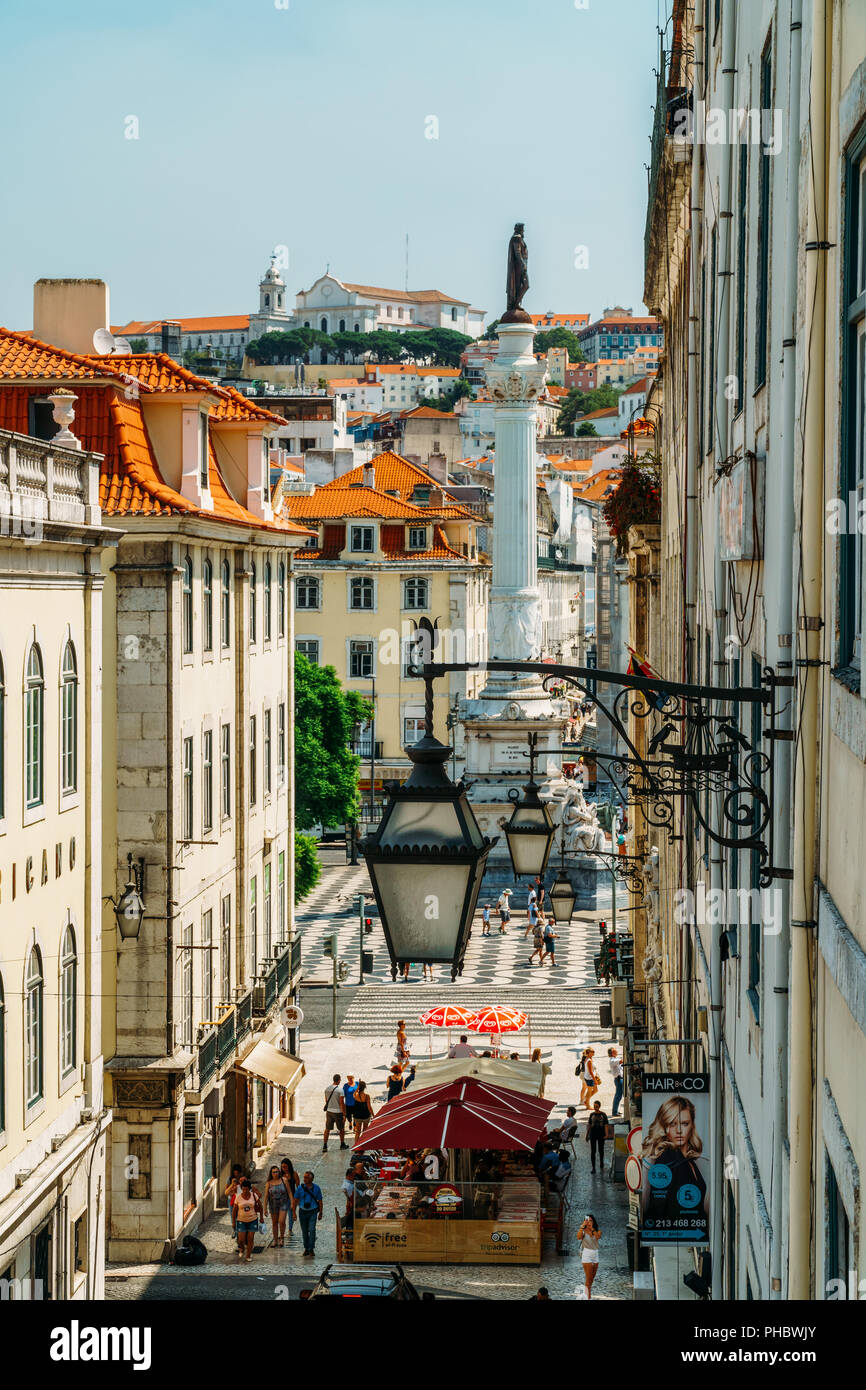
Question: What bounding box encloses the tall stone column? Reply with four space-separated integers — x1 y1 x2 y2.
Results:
478 321 549 704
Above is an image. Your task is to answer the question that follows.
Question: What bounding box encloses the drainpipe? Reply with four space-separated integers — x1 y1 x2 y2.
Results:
165 555 176 1058
769 0 803 1301
789 0 827 1302
708 0 736 1303
685 0 704 688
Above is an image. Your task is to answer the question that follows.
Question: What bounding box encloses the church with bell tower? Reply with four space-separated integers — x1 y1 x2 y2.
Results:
247 256 293 340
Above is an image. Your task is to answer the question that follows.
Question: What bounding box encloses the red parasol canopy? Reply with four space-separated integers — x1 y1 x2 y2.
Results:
356 1095 547 1152
418 1005 476 1029
355 1078 554 1152
466 1006 528 1034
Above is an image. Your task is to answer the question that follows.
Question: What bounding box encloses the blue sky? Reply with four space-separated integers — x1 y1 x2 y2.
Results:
0 0 667 330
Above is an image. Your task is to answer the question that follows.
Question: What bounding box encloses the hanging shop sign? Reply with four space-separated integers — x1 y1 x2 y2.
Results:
639 1073 710 1246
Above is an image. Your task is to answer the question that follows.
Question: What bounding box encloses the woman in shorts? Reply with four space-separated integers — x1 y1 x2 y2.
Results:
577 1213 602 1299
264 1164 291 1247
234 1177 263 1263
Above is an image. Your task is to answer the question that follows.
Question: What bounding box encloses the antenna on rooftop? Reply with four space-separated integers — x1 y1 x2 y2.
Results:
92 327 132 356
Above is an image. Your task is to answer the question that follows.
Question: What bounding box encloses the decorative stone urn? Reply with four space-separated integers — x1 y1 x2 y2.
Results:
48 390 82 450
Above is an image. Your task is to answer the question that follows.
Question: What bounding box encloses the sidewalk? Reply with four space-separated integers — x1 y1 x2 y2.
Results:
107 1026 633 1300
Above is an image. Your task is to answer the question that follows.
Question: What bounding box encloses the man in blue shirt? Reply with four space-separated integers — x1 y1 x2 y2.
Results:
342 1075 357 1127
293 1171 324 1256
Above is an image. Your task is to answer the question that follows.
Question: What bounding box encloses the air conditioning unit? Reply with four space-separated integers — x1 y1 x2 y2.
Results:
611 983 628 1026
183 1108 204 1141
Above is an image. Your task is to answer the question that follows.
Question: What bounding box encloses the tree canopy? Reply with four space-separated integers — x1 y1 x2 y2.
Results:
246 325 472 369
294 653 370 829
294 832 322 903
557 382 622 436
533 327 585 361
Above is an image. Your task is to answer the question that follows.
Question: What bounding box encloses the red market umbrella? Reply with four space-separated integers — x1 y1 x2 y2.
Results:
418 1005 475 1029
382 1077 552 1121
355 1081 552 1152
466 1006 528 1035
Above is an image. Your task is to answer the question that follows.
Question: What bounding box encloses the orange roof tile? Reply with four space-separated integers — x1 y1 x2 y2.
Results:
341 282 470 306
326 450 466 503
530 313 590 327
113 315 250 335
401 406 457 419
579 407 619 420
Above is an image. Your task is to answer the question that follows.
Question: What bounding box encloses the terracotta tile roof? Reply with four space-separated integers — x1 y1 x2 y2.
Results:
379 523 463 560
579 407 619 420
327 450 465 504
0 329 312 535
401 406 457 419
529 313 590 327
286 485 472 522
100 354 285 424
623 376 651 395
573 468 623 501
113 315 250 335
341 283 470 307
544 383 569 397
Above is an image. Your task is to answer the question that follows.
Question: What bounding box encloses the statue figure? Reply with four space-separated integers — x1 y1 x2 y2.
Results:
559 780 605 854
504 222 530 320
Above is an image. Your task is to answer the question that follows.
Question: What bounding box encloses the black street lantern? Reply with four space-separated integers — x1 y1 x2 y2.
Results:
503 780 556 878
360 733 495 981
502 732 556 878
114 854 146 941
548 839 577 925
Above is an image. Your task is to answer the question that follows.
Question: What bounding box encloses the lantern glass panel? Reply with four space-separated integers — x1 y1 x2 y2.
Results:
380 798 464 847
505 826 552 877
370 860 473 961
549 875 576 924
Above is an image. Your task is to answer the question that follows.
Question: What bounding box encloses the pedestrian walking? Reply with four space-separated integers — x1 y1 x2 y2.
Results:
264 1164 291 1246
528 918 545 966
528 1286 552 1300
580 1049 599 1108
293 1171 324 1257
586 1100 609 1172
342 1074 358 1129
280 1159 298 1238
323 1072 348 1152
542 918 558 966
224 1164 246 1236
233 1176 263 1263
533 875 547 914
422 961 435 981
608 1047 624 1116
524 886 538 938
386 1063 405 1100
497 888 512 932
481 903 492 935
577 1215 602 1299
351 1079 375 1145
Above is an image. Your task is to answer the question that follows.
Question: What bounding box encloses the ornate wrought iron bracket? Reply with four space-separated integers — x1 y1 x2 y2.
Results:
410 656 789 886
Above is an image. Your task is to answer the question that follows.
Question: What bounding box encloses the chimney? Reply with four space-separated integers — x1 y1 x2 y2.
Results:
362 463 375 489
33 279 110 355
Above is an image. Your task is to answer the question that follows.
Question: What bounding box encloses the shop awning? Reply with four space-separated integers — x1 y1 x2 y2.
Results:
237 1043 305 1092
413 1057 549 1096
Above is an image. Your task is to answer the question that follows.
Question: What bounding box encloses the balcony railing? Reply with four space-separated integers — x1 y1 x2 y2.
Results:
199 938 302 1083
217 1007 236 1066
0 429 102 530
198 1028 218 1087
350 740 384 759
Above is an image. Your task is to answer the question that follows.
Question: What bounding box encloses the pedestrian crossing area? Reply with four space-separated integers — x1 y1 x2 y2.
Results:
294 861 611 989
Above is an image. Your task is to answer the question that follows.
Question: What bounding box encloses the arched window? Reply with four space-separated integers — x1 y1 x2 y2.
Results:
249 561 257 643
60 926 77 1076
182 555 194 654
296 575 320 610
278 562 286 638
0 651 5 820
0 973 5 1134
60 641 78 795
264 293 270 308
320 317 328 333
339 318 346 332
221 558 231 649
203 557 214 652
25 644 44 809
25 947 43 1107
303 320 310 329
264 559 272 641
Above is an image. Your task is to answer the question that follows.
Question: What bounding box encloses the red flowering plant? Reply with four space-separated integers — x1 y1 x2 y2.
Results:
602 450 661 556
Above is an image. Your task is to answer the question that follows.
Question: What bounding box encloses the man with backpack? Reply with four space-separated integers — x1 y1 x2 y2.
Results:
528 917 546 966
323 1072 348 1152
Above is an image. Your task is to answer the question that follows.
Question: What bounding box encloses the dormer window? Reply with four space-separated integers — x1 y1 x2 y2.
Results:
408 527 427 551
199 413 210 491
350 526 375 553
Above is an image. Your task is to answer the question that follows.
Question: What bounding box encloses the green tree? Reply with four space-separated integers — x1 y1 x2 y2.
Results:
364 330 405 363
294 653 370 829
485 319 500 339
557 382 622 435
420 327 474 367
420 378 474 412
129 337 148 353
533 327 585 361
575 421 599 437
294 832 322 903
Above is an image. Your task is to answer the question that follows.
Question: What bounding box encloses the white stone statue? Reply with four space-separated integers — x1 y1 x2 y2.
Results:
489 592 542 662
554 778 605 854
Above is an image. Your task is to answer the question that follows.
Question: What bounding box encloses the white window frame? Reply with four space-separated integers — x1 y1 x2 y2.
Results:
403 576 429 610
349 575 376 611
348 638 375 680
295 575 321 610
350 525 375 553
407 526 428 551
295 637 320 665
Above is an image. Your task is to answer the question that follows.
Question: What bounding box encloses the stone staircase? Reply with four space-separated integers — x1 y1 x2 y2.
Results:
340 984 609 1039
